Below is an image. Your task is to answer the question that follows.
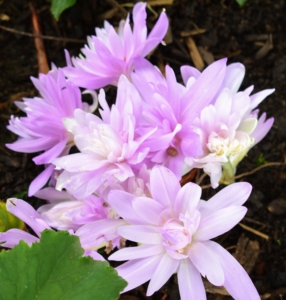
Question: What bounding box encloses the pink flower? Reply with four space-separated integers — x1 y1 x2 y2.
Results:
53 76 152 198
0 198 105 261
63 2 168 89
6 68 96 196
131 58 227 178
35 187 111 231
107 166 259 300
184 63 274 187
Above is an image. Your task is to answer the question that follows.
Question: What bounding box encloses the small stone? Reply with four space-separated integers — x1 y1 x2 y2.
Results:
267 198 286 215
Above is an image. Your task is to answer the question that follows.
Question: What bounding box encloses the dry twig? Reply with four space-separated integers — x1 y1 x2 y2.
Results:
0 25 85 44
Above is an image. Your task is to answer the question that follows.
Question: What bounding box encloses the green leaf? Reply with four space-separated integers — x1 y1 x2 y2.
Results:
0 202 25 232
0 230 127 300
51 0 77 20
236 0 247 7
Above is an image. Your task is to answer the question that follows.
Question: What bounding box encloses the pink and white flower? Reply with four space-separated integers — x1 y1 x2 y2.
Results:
131 58 227 178
184 63 274 187
63 2 168 89
0 198 105 261
107 166 259 300
53 76 152 198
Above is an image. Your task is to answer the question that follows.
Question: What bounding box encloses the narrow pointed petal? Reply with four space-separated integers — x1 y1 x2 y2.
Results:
150 165 181 208
132 197 165 225
116 255 163 292
6 199 50 237
28 164 55 196
118 225 161 244
141 11 168 56
219 63 245 94
194 206 247 241
180 65 201 85
107 190 143 225
197 182 252 218
0 229 39 248
188 241 224 286
174 182 201 216
147 253 179 296
177 259 206 300
205 241 260 300
109 244 164 261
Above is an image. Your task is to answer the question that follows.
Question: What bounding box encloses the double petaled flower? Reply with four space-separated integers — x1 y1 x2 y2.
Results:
6 68 96 196
63 2 168 89
105 166 259 300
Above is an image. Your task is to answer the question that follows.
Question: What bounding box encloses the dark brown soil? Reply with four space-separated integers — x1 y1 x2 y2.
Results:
0 0 286 299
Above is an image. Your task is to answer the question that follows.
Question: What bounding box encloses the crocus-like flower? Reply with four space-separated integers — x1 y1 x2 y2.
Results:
107 166 259 300
63 2 168 89
184 63 274 187
53 76 152 198
0 198 104 261
131 58 227 178
6 68 96 196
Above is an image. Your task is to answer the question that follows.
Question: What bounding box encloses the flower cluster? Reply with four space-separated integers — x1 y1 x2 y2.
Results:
2 2 273 300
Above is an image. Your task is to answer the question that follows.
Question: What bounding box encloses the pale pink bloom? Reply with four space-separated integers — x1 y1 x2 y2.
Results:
184 63 274 187
53 76 152 198
35 187 111 231
107 166 259 300
0 198 104 261
6 68 96 196
131 58 227 178
63 2 168 89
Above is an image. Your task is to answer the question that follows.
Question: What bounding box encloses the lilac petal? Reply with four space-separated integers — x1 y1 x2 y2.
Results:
188 241 224 286
0 229 39 248
118 225 161 244
147 253 179 296
181 58 227 120
194 206 247 241
28 164 55 196
35 187 74 203
198 182 252 218
174 182 201 216
141 11 168 56
53 153 108 172
32 138 68 165
116 255 163 292
251 116 274 144
109 244 164 261
177 259 206 300
250 88 275 110
180 65 201 85
83 250 105 261
6 199 50 237
132 197 165 225
76 219 126 249
206 241 260 300
150 165 181 208
107 190 143 225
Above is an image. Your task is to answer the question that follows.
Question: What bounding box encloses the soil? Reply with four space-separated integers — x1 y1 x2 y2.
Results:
0 0 286 299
